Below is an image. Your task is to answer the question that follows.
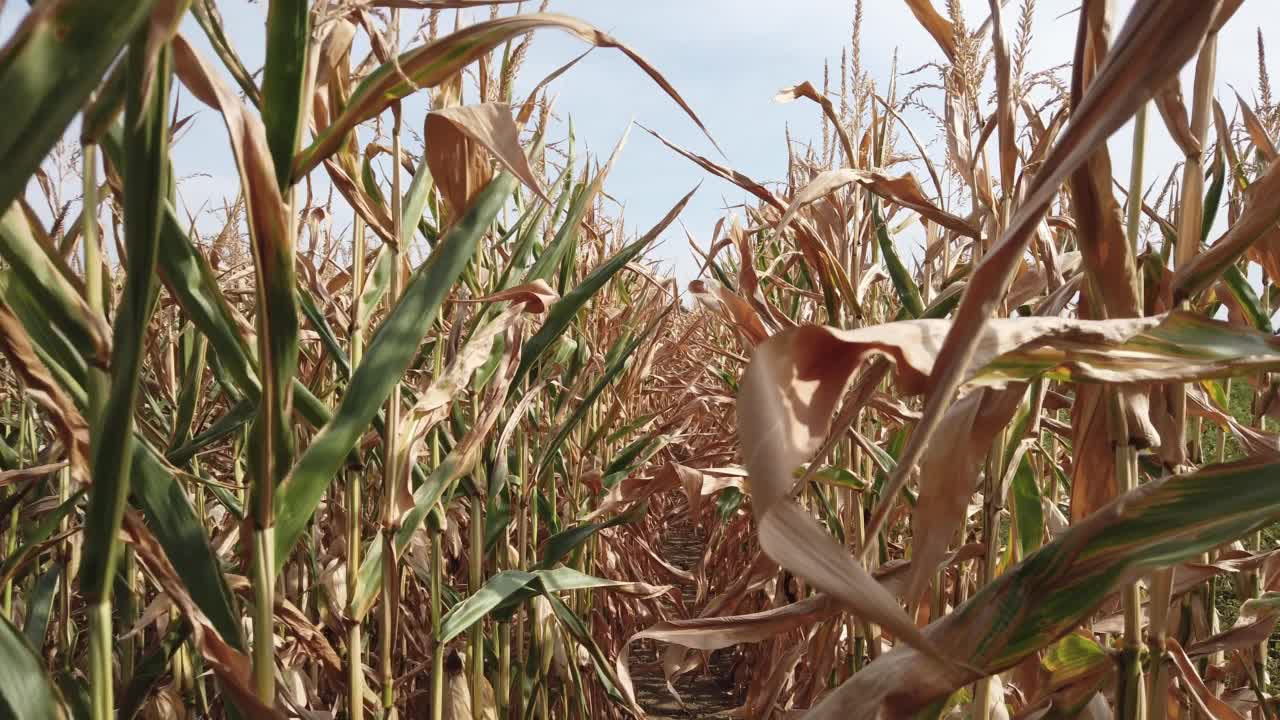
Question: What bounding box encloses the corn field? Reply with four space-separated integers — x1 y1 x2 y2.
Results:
8 0 1280 718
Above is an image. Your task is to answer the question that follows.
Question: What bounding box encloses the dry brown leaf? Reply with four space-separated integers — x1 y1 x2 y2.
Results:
903 0 959 61
455 279 559 314
1177 154 1280 295
907 385 1025 604
428 103 548 206
123 512 285 719
1186 595 1280 660
689 278 770 346
1153 78 1199 157
642 125 783 211
391 319 523 525
1236 91 1279 162
777 168 980 239
425 109 495 223
1166 638 1247 720
774 81 855 166
172 35 290 269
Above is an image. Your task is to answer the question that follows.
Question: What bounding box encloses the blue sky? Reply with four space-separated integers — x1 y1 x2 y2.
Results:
1 1 1273 282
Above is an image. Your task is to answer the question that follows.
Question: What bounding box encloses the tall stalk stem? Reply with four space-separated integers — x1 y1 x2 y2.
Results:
348 213 368 720
430 311 446 720
381 97 405 718
469 490 485 720
1117 101 1147 720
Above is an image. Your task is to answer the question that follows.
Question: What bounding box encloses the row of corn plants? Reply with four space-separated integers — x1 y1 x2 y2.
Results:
599 0 1280 718
0 1 717 717
15 1 1280 719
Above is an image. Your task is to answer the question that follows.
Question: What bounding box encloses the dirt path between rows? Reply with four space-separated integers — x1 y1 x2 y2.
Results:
628 515 741 718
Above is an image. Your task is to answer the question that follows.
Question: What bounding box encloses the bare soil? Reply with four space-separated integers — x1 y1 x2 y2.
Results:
628 515 741 718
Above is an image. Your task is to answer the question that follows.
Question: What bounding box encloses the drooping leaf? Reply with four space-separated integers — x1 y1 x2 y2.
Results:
293 13 718 179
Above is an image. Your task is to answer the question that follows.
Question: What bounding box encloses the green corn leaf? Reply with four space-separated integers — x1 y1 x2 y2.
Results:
524 174 599 284
0 434 18 471
298 285 350 378
55 674 89 720
169 330 208 450
1221 261 1271 333
813 467 867 491
0 238 243 660
0 613 64 720
274 172 516 572
717 487 744 520
356 246 392 331
0 205 110 366
975 311 1280 387
167 399 255 466
131 445 243 647
437 570 536 645
535 501 648 571
873 201 925 318
512 185 695 390
190 0 260 106
922 283 962 319
1 275 88 400
82 38 171 603
1201 145 1226 243
536 312 665 480
484 202 549 307
81 61 127 145
400 143 436 240
1042 634 1109 688
1011 453 1044 557
0 0 156 214
604 432 668 478
438 565 667 649
119 624 191 720
541 591 629 706
261 0 310 189
100 127 261 398
21 563 60 650
831 453 1280 714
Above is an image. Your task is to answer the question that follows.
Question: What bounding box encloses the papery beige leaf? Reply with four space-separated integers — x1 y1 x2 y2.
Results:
730 216 792 333
172 35 289 274
1153 78 1199 156
391 322 521 524
1236 91 1279 162
427 103 548 206
141 0 192 110
903 0 958 61
689 278 770 346
737 323 966 676
442 650 472 720
774 81 855 166
1186 593 1280 659
776 168 980 239
456 279 559 314
426 108 496 222
907 385 1025 604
